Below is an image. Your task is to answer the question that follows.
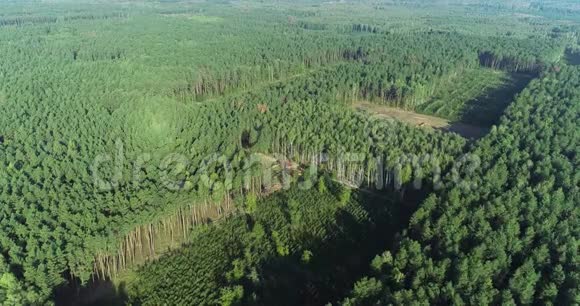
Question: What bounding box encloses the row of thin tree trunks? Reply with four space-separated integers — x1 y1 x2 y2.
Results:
93 197 236 280
174 49 350 103
270 138 446 197
91 142 427 280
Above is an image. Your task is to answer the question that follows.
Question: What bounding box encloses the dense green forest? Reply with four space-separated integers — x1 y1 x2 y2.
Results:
342 66 579 305
119 178 416 306
0 0 577 305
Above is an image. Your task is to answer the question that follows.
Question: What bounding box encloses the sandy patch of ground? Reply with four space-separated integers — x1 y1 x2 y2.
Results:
354 102 489 139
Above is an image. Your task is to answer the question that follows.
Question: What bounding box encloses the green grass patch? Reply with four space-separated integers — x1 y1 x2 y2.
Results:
416 68 533 126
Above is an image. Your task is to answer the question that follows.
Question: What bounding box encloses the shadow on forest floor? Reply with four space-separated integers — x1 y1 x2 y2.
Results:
53 278 129 306
564 49 580 66
53 185 428 306
250 188 428 306
458 72 534 127
439 122 489 139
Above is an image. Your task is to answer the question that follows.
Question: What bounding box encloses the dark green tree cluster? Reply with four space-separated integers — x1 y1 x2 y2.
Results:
353 32 561 107
342 66 579 305
126 178 398 306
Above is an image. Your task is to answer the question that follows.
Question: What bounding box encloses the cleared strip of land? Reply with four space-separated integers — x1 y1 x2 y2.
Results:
354 102 489 139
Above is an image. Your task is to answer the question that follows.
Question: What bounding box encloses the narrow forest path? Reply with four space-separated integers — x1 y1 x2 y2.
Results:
353 102 489 139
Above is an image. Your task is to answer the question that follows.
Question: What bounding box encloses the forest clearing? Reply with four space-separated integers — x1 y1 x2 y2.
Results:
353 102 490 138
0 1 577 305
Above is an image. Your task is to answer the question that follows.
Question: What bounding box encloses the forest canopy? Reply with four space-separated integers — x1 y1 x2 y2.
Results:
0 0 577 305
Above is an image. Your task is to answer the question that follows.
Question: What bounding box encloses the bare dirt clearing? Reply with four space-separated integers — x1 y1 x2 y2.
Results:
354 102 489 139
